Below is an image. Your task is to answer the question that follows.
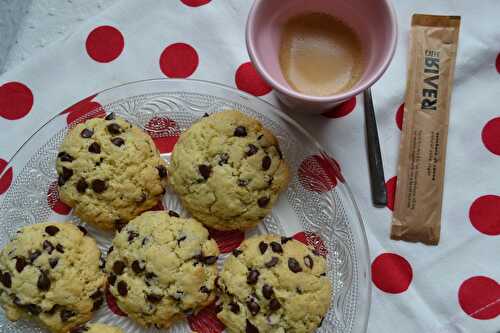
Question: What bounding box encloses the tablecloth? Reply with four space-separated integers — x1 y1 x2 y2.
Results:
0 0 499 332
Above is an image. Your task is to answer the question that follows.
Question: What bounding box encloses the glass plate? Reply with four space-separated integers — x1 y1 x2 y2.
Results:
0 79 370 333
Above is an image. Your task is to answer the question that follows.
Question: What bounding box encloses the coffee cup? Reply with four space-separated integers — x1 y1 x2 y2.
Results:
246 0 397 113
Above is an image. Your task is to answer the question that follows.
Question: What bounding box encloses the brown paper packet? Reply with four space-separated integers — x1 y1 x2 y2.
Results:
391 14 461 245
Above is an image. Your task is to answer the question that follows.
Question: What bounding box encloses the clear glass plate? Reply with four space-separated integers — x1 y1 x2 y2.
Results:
0 79 370 333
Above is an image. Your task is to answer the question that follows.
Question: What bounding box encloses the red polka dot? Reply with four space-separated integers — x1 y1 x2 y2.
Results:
292 231 328 256
85 26 124 63
235 62 272 96
207 228 245 254
481 117 500 156
469 195 500 236
496 53 500 74
371 253 413 294
105 285 127 316
0 82 34 120
396 103 404 130
321 97 357 119
188 302 225 333
160 43 199 78
146 117 180 153
181 0 211 7
0 158 13 195
458 276 500 320
385 176 397 211
298 154 342 193
64 95 105 126
47 181 71 215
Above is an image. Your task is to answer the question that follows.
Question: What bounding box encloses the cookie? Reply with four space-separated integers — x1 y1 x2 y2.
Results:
0 222 106 333
57 114 168 230
168 110 290 230
69 323 124 333
104 211 219 329
216 234 331 333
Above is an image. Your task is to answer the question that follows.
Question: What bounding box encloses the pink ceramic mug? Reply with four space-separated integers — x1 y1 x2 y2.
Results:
246 0 397 113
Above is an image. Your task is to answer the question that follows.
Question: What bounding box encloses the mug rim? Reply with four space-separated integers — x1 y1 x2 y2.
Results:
245 0 398 103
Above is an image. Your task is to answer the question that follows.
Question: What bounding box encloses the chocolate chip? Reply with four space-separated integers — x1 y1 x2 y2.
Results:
157 165 167 178
29 250 42 263
108 246 114 255
270 242 282 253
223 301 238 314
70 325 89 333
246 144 258 157
117 280 128 296
105 113 115 120
49 257 59 269
257 197 270 208
258 241 268 254
177 235 186 245
247 269 260 285
26 304 42 316
43 240 54 254
202 256 217 265
304 255 314 269
246 319 259 333
199 286 210 294
265 257 279 268
108 274 117 286
60 309 76 322
80 128 94 138
198 164 212 179
88 142 101 154
37 271 51 291
288 258 302 273
145 272 157 280
218 153 229 166
15 257 27 273
246 300 260 316
110 138 125 148
92 298 104 311
146 293 163 303
232 249 243 257
128 231 139 243
113 261 126 275
320 272 326 277
1 272 11 288
78 225 88 235
281 236 292 244
58 175 66 186
234 126 247 137
168 210 180 217
76 179 88 193
238 179 248 187
91 179 106 193
131 260 145 274
45 225 59 236
262 156 272 171
61 167 73 181
262 284 273 299
257 134 263 140
114 219 126 231
296 287 303 294
56 244 64 253
58 152 74 162
107 123 122 135
269 298 281 312
203 113 210 117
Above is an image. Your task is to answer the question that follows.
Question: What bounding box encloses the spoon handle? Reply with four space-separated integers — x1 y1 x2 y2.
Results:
363 88 387 207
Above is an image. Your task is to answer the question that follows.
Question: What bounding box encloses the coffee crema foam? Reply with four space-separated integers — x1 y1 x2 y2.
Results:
279 12 364 96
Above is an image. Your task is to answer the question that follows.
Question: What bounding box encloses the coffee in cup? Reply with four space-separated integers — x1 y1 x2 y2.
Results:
279 12 364 97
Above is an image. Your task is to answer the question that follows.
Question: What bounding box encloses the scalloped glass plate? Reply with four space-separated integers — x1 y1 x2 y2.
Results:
0 79 370 333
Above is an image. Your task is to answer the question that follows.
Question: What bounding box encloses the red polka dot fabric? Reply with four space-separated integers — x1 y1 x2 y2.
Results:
0 2 499 332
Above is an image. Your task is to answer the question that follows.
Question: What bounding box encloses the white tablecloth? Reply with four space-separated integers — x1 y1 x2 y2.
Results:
0 1 499 332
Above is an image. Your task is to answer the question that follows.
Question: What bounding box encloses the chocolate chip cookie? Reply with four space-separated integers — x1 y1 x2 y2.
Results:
69 323 124 333
168 110 290 230
0 222 106 333
104 211 219 329
216 234 331 333
56 114 168 230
